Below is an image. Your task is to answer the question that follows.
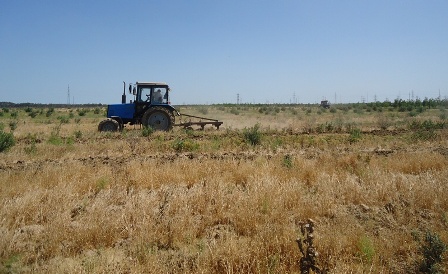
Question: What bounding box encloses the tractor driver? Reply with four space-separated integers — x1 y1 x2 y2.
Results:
153 89 163 103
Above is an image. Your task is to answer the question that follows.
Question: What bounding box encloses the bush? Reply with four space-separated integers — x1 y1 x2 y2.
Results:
418 231 446 273
74 130 83 139
28 111 38 118
198 106 208 115
409 120 445 141
243 123 262 146
24 134 38 155
0 130 15 152
78 109 87 116
348 128 362 144
142 126 154 137
172 138 199 152
57 116 70 124
230 108 239 115
9 121 17 131
282 154 293 168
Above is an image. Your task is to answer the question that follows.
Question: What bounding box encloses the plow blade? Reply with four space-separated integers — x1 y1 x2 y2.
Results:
175 113 223 129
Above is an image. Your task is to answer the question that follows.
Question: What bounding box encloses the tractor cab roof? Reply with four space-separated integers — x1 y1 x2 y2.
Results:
136 82 168 86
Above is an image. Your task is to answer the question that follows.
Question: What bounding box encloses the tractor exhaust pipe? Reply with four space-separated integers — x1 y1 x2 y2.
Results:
122 81 126 104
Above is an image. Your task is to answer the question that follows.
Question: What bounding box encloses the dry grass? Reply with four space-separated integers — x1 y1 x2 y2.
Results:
1 105 447 273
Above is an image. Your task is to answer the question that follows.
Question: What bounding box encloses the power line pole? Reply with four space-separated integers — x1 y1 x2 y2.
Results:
67 85 70 105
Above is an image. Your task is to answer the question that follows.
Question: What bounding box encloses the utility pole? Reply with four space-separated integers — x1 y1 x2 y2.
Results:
237 93 240 104
67 85 70 105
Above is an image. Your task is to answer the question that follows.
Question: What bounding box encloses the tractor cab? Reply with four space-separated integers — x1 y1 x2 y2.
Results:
130 82 170 105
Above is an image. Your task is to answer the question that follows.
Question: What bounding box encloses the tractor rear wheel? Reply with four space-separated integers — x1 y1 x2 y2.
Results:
142 107 175 131
98 119 120 132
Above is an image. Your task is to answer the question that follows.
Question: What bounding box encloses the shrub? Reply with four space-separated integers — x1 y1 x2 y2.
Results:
230 108 239 115
418 231 446 273
0 130 15 152
9 121 17 131
409 111 418 117
78 109 87 116
57 116 70 124
28 111 38 118
198 106 208 115
74 130 83 139
48 124 64 145
24 135 38 154
10 111 18 118
348 128 362 144
243 123 262 146
94 108 101 114
439 109 447 120
142 126 154 137
172 138 199 152
376 114 392 130
282 154 293 168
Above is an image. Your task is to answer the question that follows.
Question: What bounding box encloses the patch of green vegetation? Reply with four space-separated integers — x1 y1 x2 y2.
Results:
0 130 15 152
57 116 70 124
142 126 154 137
172 138 199 152
243 123 262 146
357 235 375 264
348 128 362 144
282 154 293 168
9 121 17 131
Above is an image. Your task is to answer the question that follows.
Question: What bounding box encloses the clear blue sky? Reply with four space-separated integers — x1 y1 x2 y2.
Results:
1 0 447 105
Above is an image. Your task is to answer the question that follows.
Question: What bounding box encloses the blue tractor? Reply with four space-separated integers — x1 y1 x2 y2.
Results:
98 82 222 131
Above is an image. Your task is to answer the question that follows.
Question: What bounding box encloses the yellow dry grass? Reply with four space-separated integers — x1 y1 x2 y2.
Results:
0 105 447 273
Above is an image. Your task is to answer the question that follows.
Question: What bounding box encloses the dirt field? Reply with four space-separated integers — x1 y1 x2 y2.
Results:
1 104 447 273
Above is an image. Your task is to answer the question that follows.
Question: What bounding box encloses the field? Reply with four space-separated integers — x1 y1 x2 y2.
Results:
1 102 447 273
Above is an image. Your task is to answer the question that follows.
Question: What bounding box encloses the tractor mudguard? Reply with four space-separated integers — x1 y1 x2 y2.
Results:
150 104 180 116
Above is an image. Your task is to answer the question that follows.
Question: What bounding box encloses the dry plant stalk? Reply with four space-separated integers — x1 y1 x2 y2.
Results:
297 219 326 274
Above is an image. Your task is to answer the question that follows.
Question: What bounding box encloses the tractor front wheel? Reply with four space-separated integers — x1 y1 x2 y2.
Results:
98 119 120 132
142 107 175 131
